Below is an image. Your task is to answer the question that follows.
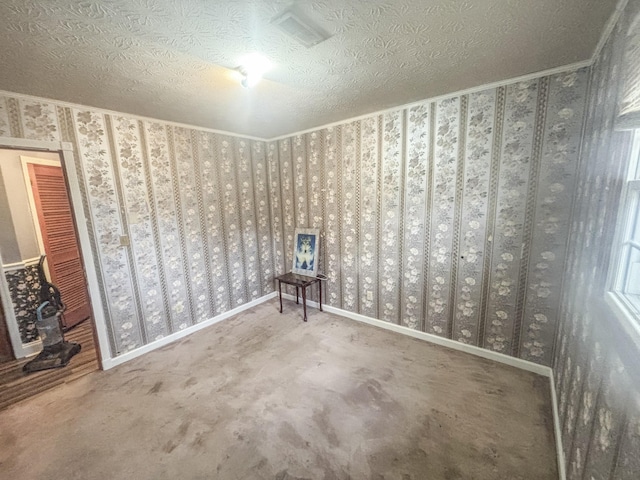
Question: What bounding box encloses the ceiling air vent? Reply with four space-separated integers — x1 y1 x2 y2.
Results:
272 10 329 48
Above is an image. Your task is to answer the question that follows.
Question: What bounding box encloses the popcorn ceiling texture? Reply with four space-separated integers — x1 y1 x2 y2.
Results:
0 0 616 137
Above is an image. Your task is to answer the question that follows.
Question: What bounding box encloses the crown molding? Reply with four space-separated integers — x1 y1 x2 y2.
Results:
591 0 629 64
268 60 592 141
0 89 268 142
2 58 595 143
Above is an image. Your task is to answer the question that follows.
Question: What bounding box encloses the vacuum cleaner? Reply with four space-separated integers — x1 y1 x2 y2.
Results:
22 301 81 372
22 255 81 373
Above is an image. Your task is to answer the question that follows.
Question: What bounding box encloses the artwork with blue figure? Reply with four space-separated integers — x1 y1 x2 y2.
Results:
292 228 320 276
295 234 315 271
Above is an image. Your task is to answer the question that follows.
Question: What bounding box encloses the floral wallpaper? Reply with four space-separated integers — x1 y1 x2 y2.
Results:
0 92 272 357
0 54 599 381
4 263 40 343
0 98 9 137
1 14 638 474
269 67 589 367
554 0 640 477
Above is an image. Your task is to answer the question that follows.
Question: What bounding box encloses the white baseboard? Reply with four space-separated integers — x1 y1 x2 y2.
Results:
20 339 43 357
281 293 566 479
101 292 277 370
281 293 551 377
2 256 41 272
549 370 566 480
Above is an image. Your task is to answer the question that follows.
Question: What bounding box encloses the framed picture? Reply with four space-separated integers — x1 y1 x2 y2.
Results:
292 228 320 277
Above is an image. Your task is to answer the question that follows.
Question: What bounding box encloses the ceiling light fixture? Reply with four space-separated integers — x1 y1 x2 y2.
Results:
235 53 272 88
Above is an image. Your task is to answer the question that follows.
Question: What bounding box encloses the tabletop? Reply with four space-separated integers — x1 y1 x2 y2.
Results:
275 272 320 287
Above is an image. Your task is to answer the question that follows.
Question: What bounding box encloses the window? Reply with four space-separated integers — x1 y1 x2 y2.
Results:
607 130 640 340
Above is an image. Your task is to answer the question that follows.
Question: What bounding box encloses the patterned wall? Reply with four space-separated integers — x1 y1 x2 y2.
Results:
554 0 640 477
269 68 589 367
1 14 637 473
1 65 590 368
0 94 273 357
4 263 40 343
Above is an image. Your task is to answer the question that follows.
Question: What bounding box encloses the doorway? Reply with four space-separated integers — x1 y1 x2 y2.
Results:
25 158 92 329
0 147 99 409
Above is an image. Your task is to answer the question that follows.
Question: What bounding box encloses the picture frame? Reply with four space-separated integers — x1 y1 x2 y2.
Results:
292 228 320 277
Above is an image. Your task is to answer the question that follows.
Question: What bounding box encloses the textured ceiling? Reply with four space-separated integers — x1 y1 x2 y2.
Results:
0 0 618 138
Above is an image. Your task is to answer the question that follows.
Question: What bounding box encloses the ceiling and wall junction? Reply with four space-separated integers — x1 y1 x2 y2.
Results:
0 0 618 138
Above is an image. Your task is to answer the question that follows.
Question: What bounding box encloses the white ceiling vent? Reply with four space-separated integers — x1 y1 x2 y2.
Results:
271 10 330 48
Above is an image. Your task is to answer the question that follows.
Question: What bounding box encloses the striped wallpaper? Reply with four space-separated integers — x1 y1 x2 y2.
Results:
2 13 638 477
0 96 273 356
0 65 588 367
268 68 589 366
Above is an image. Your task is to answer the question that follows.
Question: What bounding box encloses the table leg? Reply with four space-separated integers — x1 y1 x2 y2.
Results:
278 280 283 313
296 286 299 304
302 286 307 322
319 280 323 312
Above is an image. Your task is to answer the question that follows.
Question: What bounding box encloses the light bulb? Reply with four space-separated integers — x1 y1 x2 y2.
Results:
236 53 272 88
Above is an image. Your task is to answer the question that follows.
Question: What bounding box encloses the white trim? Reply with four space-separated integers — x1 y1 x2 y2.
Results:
0 90 267 142
605 292 640 349
2 256 41 271
549 369 567 480
268 61 591 141
604 130 640 350
20 157 60 168
25 256 40 265
0 247 30 358
0 137 73 151
20 340 43 357
0 149 53 358
591 0 629 64
58 142 112 367
0 137 111 366
2 61 590 144
281 293 551 377
102 292 277 369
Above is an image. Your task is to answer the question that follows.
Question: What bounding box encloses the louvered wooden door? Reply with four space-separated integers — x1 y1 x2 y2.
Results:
28 163 91 329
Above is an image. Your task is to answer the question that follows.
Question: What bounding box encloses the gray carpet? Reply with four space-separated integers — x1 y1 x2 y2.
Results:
0 299 557 479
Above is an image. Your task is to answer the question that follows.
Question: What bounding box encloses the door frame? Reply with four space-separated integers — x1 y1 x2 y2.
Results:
0 137 108 368
0 249 31 357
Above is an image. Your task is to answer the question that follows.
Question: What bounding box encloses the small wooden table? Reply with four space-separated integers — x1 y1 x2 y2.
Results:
275 272 322 322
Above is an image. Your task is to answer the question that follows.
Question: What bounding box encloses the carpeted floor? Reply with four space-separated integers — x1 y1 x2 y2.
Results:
0 299 557 479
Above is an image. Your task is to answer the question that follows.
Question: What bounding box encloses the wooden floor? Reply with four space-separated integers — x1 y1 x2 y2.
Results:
0 320 99 411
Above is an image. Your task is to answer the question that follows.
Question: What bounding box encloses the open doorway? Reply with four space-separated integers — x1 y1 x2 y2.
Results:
0 148 99 409
24 156 92 329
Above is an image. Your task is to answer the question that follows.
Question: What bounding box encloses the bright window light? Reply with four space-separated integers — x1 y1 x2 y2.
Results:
607 130 640 342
